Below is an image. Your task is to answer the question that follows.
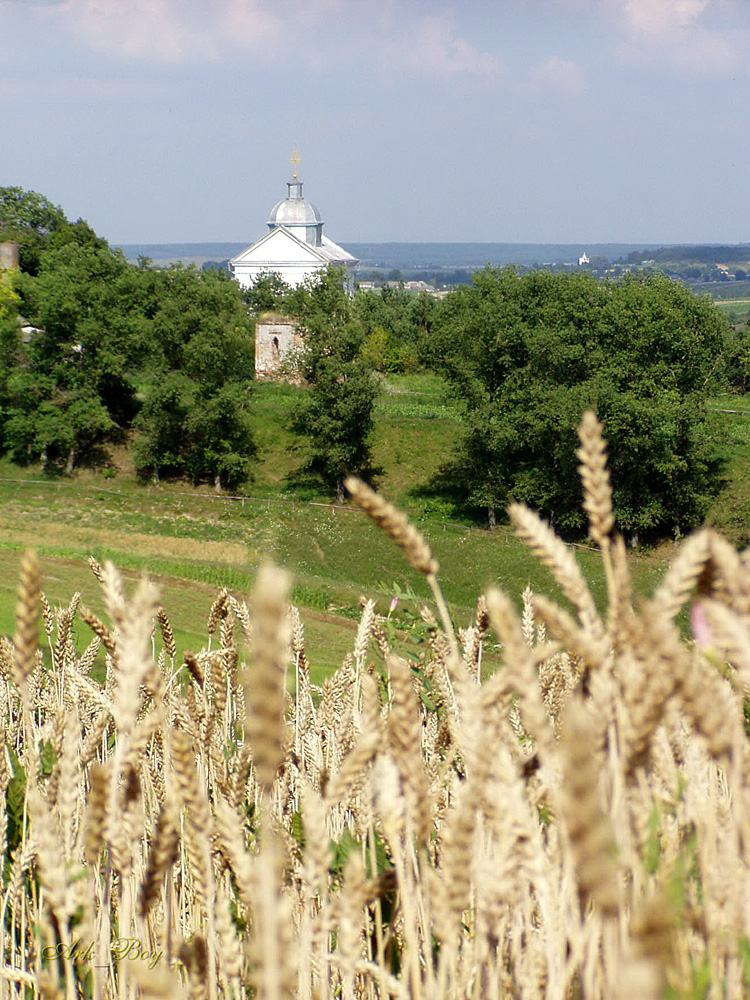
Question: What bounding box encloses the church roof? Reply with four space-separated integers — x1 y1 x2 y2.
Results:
230 225 357 267
267 178 323 231
320 234 357 264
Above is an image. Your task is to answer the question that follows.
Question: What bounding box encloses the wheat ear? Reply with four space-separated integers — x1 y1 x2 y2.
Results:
345 477 460 658
652 529 712 621
245 564 291 792
13 549 41 691
387 654 431 842
560 698 621 916
576 410 614 546
509 502 606 645
139 797 180 917
157 607 176 659
532 594 610 675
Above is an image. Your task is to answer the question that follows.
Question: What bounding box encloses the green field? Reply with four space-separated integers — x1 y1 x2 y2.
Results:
713 298 750 325
705 393 750 546
1 374 740 679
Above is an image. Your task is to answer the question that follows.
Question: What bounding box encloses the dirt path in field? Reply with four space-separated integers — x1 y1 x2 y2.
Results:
0 521 252 564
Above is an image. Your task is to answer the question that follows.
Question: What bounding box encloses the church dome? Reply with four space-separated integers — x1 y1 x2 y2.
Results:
268 180 322 225
268 193 322 227
267 179 323 245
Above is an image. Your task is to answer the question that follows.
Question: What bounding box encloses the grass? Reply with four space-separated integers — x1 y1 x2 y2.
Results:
0 459 671 675
0 372 731 679
704 395 750 546
713 299 750 326
246 374 463 513
0 445 669 619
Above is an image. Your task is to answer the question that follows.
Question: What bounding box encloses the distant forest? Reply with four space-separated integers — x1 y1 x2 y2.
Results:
627 244 750 264
119 241 750 295
119 240 663 270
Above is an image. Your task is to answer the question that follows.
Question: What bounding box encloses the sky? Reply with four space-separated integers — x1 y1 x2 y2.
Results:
1 0 749 245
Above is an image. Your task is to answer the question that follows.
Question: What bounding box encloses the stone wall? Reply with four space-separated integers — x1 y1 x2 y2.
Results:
0 241 20 270
255 313 303 378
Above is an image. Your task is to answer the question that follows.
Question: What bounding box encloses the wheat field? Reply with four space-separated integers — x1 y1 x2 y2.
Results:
1 411 749 1000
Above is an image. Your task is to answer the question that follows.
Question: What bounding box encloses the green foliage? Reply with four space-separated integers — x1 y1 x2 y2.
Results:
361 325 418 373
433 267 728 537
6 747 26 860
0 186 68 274
287 267 380 500
133 265 256 490
133 372 194 475
243 270 290 314
2 232 137 470
0 190 256 486
719 322 750 391
355 285 437 369
0 271 20 321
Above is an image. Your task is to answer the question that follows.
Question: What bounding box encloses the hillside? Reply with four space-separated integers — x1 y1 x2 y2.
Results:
0 373 705 679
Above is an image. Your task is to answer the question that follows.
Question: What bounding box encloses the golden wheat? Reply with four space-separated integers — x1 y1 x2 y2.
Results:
4 412 750 999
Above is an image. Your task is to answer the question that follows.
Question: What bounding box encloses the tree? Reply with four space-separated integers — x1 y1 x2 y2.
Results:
0 192 256 485
286 267 380 502
132 372 194 482
355 285 436 370
432 267 727 537
133 265 256 490
0 271 20 322
0 187 68 274
2 228 138 471
243 271 290 314
0 274 25 453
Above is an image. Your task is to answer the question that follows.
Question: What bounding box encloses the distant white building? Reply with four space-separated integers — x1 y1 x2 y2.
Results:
229 155 358 290
578 251 590 266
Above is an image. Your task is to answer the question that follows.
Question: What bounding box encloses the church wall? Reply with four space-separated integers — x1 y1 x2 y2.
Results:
233 260 358 290
233 261 327 289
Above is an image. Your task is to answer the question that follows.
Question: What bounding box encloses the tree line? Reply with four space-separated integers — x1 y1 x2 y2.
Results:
245 261 737 541
1 186 742 539
0 188 256 489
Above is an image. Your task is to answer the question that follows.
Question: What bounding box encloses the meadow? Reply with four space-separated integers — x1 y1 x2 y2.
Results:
713 298 750 325
2 412 750 1000
0 374 682 679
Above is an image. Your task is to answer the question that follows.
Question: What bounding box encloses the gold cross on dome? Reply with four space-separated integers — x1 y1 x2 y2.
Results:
290 149 301 180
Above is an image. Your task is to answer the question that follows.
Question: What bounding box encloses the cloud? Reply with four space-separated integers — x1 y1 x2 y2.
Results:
610 0 738 73
32 0 302 62
396 14 503 80
523 56 586 97
6 0 501 79
619 0 710 34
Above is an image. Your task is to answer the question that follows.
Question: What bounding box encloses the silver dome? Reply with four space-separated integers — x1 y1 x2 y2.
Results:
268 197 322 227
268 179 323 227
267 180 324 245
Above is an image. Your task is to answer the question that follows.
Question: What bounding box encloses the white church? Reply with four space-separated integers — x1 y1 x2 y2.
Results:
229 153 358 290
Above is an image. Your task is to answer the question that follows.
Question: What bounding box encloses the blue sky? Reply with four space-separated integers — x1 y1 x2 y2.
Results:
1 0 749 245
